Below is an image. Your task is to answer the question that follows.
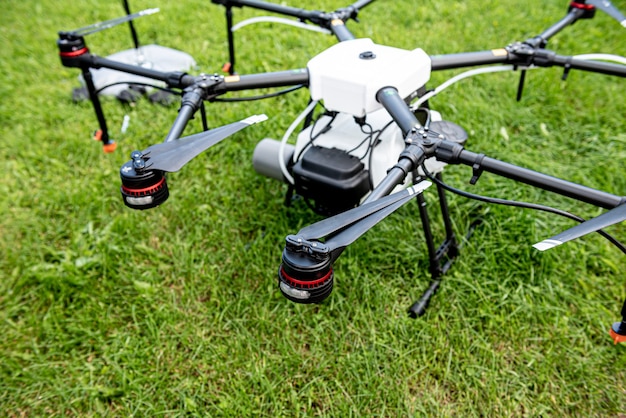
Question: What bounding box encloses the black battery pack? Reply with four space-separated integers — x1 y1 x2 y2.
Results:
292 146 371 215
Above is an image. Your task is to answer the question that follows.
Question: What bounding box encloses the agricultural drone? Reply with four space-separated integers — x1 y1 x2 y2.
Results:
57 0 626 343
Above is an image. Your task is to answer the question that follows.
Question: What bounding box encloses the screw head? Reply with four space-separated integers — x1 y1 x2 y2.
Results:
359 51 376 60
133 159 146 170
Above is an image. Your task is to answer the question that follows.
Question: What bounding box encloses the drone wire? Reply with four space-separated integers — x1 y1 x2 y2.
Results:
346 121 376 159
280 99 319 184
410 65 530 110
95 81 180 96
573 54 626 65
366 120 395 187
310 108 338 141
211 85 305 102
420 163 626 255
231 16 332 35
291 106 337 163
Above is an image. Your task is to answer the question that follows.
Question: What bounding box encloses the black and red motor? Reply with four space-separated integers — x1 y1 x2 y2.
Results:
120 151 169 210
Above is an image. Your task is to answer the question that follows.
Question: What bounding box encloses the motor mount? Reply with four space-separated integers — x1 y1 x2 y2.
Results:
278 235 334 304
120 151 169 210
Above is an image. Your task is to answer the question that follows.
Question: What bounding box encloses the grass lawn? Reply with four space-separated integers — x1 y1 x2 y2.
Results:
1 0 625 415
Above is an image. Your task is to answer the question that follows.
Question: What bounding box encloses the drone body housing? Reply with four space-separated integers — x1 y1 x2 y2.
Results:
307 38 431 117
253 106 447 215
253 38 438 214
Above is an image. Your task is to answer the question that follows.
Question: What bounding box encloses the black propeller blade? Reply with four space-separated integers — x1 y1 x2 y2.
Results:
65 8 160 37
142 114 267 173
297 182 431 241
533 203 626 251
587 0 626 27
324 186 429 253
295 182 432 258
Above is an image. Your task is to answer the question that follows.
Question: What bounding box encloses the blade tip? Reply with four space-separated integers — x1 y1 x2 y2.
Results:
243 114 269 125
408 181 432 195
532 239 562 252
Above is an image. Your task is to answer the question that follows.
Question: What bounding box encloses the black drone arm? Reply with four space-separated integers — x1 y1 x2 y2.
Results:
428 2 587 69
162 69 309 142
524 2 591 49
211 0 324 20
211 0 376 63
59 28 309 142
431 46 626 77
430 50 512 71
373 87 625 210
364 87 427 201
430 0 625 75
213 70 310 92
210 0 375 26
57 32 196 90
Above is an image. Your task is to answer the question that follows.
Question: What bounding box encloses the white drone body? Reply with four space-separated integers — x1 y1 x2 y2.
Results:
253 38 446 213
307 38 431 117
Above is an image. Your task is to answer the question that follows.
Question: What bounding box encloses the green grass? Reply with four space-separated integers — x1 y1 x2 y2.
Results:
1 0 626 415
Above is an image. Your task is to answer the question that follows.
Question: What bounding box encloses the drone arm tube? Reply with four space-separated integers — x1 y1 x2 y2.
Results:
219 69 309 91
163 86 209 142
449 147 625 210
350 0 377 10
329 19 356 41
82 55 193 86
532 7 586 46
211 0 322 21
365 144 425 202
159 70 307 142
519 7 587 50
431 48 626 77
163 70 308 142
430 50 511 71
212 0 375 31
164 103 196 143
363 87 426 202
375 86 421 134
551 55 626 77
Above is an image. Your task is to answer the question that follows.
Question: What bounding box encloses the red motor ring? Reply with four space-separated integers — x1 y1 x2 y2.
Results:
278 245 334 304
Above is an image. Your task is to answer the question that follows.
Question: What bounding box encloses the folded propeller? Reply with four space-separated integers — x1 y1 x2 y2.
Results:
120 114 267 209
278 181 432 303
59 8 160 39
